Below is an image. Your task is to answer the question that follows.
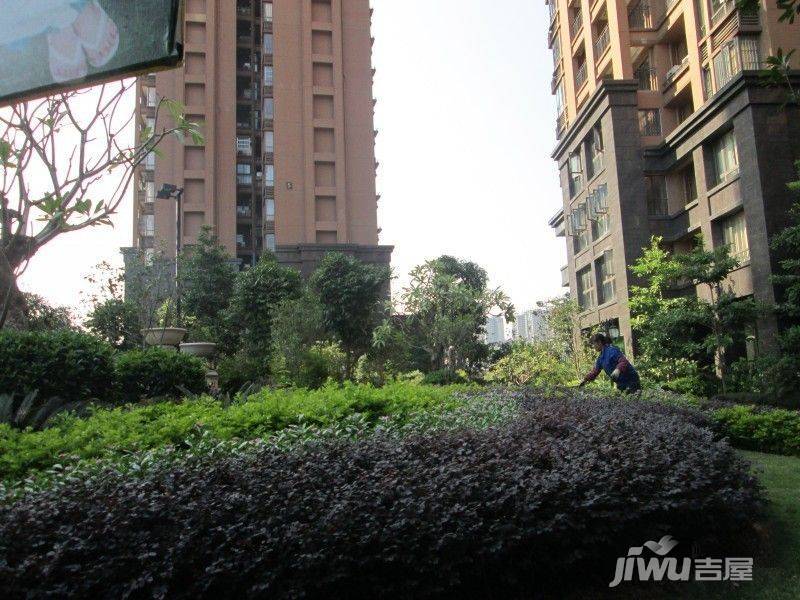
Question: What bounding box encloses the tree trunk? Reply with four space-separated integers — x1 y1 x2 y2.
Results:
0 256 26 330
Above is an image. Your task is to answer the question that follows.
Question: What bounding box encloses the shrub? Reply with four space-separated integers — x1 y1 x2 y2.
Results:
484 342 573 386
217 354 269 395
115 348 207 403
422 369 468 386
0 330 115 402
85 298 142 350
0 395 762 598
712 404 800 456
0 383 464 482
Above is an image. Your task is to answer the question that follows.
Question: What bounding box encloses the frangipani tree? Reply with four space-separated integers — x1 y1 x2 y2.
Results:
0 80 201 328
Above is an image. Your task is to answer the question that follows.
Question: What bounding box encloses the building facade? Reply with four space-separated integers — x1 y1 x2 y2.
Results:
130 0 391 276
513 309 550 343
546 0 800 354
484 315 509 346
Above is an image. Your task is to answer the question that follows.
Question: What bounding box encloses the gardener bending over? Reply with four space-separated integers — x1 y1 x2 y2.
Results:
579 333 641 393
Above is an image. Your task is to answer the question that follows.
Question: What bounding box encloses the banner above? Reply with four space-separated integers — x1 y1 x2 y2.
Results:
0 0 182 106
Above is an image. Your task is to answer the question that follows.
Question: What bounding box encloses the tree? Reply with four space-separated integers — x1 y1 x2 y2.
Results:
400 256 513 373
86 298 141 350
226 253 303 359
537 295 594 381
20 293 73 332
485 341 573 387
630 236 759 393
308 252 391 373
179 226 236 335
0 81 201 329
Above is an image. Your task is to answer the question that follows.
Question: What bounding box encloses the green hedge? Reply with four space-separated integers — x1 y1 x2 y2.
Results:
115 348 208 403
0 330 116 402
0 383 467 482
712 405 800 457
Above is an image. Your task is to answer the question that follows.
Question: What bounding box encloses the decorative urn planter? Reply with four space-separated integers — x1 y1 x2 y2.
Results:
142 327 188 347
179 342 218 358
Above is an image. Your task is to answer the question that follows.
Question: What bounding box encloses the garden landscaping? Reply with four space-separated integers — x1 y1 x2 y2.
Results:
2 385 797 598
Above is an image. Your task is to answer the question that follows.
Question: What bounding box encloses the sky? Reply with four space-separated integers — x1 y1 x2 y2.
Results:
20 0 566 314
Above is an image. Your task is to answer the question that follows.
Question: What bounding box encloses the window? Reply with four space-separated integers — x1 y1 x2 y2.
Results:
682 166 697 205
265 233 276 252
568 151 583 197
721 211 750 263
263 98 274 121
264 131 274 153
138 214 154 237
237 136 252 155
265 164 275 187
263 34 274 54
570 203 590 253
145 152 155 171
589 184 610 240
710 130 739 186
263 2 273 23
264 66 274 86
586 123 604 179
638 109 661 136
702 66 712 100
144 181 155 204
265 198 275 221
713 40 739 89
596 250 616 305
577 265 596 310
552 35 561 67
646 175 668 216
237 163 252 184
144 86 157 107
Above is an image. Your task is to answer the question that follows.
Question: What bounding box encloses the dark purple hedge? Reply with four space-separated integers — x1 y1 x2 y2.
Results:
0 395 763 599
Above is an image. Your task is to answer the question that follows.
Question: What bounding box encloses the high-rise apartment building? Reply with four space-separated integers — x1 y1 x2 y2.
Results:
130 0 391 277
513 309 550 343
546 0 800 353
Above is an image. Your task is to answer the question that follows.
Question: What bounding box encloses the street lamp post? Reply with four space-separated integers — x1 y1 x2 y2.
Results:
156 183 184 325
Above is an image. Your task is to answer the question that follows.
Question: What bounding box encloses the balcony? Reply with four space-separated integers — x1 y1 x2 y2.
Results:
662 56 689 89
628 0 664 30
711 0 735 24
593 26 610 59
636 66 658 91
561 266 570 288
556 110 569 138
574 61 588 89
236 205 252 218
570 11 583 39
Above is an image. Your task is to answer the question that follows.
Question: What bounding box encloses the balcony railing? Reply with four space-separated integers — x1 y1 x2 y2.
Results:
556 110 568 138
574 62 588 89
236 205 252 217
647 192 668 217
570 11 583 38
628 0 663 30
636 66 658 90
593 26 610 58
663 56 688 88
638 109 662 136
711 0 735 24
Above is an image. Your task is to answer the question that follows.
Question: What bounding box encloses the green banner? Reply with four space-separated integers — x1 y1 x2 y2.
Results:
0 0 182 105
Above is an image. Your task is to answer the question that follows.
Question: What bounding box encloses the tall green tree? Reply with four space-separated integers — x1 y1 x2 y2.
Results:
86 298 141 350
308 252 391 373
630 236 758 393
178 226 236 335
537 295 594 380
226 253 303 359
401 256 513 373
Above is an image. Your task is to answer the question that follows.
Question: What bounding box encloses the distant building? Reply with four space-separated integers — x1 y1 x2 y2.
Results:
484 315 508 346
513 309 549 343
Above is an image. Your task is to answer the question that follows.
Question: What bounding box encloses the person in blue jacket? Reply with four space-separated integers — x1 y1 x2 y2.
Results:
579 333 641 393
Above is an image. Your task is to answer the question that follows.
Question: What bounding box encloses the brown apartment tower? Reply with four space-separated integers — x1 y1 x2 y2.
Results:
129 0 391 276
546 0 800 354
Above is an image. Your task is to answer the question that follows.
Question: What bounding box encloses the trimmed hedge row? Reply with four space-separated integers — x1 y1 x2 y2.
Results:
712 404 800 457
0 395 763 598
0 383 465 482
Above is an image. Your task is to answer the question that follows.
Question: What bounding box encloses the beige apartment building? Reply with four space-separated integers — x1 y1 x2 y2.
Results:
547 0 800 354
128 0 391 277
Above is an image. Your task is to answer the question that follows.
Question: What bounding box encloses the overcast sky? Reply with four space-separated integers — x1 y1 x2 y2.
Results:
20 0 566 314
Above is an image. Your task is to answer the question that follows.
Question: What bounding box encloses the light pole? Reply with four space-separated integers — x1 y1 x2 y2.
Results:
156 183 184 325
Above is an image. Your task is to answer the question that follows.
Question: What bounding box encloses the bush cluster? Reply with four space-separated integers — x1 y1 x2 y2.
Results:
0 395 762 598
712 404 800 456
0 383 464 482
0 330 115 402
115 348 207 403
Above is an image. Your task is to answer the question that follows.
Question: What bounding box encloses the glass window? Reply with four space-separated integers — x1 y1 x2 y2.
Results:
138 214 154 237
710 130 739 186
682 166 697 204
586 123 604 179
264 131 274 153
577 265 596 310
646 175 668 216
264 66 274 86
145 181 155 204
713 40 740 89
265 164 275 186
568 151 583 197
590 184 610 240
265 233 276 252
638 109 661 136
722 211 750 263
265 198 275 221
236 136 252 155
552 35 561 67
263 2 273 23
596 250 616 305
263 34 274 54
263 98 275 120
571 203 590 253
145 152 155 170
